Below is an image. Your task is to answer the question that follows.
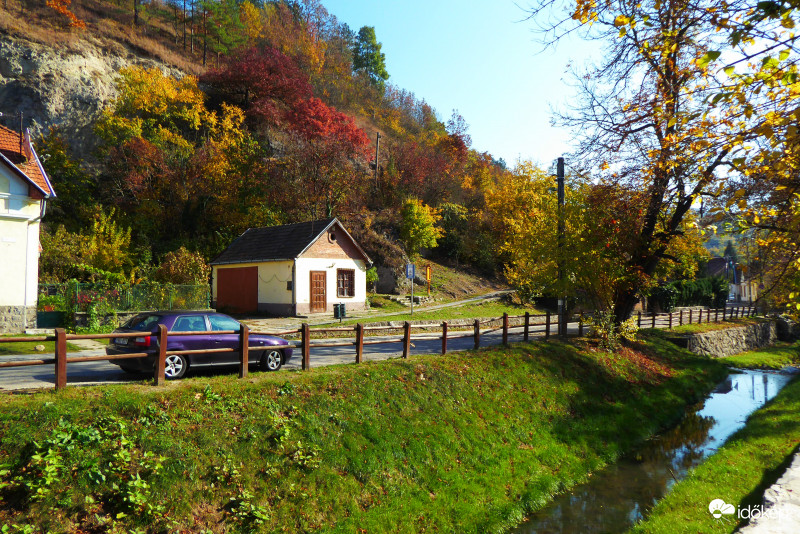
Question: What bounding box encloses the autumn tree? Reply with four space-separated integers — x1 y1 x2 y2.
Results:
202 46 312 127
238 0 263 46
46 0 85 28
40 208 135 282
693 3 800 312
399 198 443 257
527 0 744 322
261 0 327 73
97 67 269 251
153 247 211 284
489 161 707 309
38 129 96 231
281 97 371 219
96 67 214 156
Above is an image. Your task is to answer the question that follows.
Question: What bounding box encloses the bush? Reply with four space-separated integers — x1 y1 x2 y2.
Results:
651 285 679 312
365 267 378 292
650 276 730 311
153 247 210 285
586 308 639 350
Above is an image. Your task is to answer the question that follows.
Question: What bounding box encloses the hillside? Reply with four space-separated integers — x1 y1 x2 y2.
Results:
0 33 183 160
0 0 511 289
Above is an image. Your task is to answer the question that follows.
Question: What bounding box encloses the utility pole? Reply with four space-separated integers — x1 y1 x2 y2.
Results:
374 131 381 189
556 157 566 338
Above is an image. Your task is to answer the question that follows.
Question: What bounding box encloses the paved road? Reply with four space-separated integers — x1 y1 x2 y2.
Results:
0 322 577 391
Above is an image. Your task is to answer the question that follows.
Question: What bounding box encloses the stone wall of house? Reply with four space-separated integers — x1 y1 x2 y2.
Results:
685 321 777 358
0 306 36 333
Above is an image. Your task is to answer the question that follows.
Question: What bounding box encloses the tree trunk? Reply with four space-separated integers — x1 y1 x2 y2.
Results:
190 0 194 53
182 0 186 50
613 291 640 325
202 9 207 66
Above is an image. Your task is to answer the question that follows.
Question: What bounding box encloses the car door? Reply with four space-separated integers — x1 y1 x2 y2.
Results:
169 314 211 366
207 313 243 365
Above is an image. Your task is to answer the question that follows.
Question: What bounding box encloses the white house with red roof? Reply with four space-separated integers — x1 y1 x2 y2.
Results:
0 124 55 332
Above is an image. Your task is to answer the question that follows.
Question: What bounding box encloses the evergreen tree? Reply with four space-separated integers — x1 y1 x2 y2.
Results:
352 26 389 88
723 241 739 264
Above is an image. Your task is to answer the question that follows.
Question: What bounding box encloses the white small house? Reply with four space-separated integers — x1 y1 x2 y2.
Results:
0 125 55 332
210 218 371 315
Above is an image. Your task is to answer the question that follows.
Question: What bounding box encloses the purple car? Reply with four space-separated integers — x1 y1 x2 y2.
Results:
105 310 293 379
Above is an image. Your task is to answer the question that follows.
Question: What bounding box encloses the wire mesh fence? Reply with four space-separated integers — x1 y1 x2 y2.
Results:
38 282 210 313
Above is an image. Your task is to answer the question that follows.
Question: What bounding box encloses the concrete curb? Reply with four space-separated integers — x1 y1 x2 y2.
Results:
737 452 800 533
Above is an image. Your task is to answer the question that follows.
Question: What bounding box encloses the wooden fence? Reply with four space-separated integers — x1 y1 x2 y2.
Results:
0 306 758 390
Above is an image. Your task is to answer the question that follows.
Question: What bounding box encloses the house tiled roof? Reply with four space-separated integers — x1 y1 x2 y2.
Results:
211 218 371 265
211 218 340 265
0 124 54 197
706 257 727 278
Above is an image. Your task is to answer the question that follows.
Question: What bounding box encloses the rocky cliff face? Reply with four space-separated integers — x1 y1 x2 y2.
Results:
0 33 182 160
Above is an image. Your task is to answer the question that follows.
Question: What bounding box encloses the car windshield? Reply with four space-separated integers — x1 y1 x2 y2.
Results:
123 314 162 331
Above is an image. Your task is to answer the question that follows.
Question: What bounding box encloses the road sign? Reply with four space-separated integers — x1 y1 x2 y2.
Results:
406 263 416 280
426 264 431 296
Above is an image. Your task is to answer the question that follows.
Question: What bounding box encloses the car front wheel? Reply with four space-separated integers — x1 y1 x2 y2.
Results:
164 354 188 379
260 349 283 372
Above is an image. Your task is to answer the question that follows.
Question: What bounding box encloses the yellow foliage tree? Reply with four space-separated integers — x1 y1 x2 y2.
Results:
96 67 213 158
488 161 708 310
399 198 443 257
239 1 264 46
85 207 133 276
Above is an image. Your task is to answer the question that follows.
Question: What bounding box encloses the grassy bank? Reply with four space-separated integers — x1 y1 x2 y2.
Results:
330 299 542 327
667 317 763 335
629 342 800 533
718 341 800 369
0 334 726 533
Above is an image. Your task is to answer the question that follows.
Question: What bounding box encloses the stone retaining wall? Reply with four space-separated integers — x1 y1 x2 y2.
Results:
685 321 777 358
0 306 37 333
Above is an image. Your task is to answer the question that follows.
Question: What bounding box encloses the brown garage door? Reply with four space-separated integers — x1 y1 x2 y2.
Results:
216 267 258 314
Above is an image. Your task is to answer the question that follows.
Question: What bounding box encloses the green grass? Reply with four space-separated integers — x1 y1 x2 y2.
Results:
718 342 800 369
0 333 726 532
0 334 82 355
628 373 800 534
628 340 800 533
667 317 763 335
366 294 407 314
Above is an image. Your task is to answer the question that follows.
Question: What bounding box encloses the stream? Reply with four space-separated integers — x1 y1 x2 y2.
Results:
512 369 795 534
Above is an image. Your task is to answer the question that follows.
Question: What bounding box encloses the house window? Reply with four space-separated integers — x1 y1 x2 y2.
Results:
337 269 355 298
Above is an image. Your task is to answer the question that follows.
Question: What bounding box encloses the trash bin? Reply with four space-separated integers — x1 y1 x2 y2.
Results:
334 303 346 319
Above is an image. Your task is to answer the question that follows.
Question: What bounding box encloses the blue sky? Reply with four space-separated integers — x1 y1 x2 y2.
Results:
321 0 596 168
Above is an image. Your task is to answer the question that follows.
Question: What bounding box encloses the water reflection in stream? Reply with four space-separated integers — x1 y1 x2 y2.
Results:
513 369 795 534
